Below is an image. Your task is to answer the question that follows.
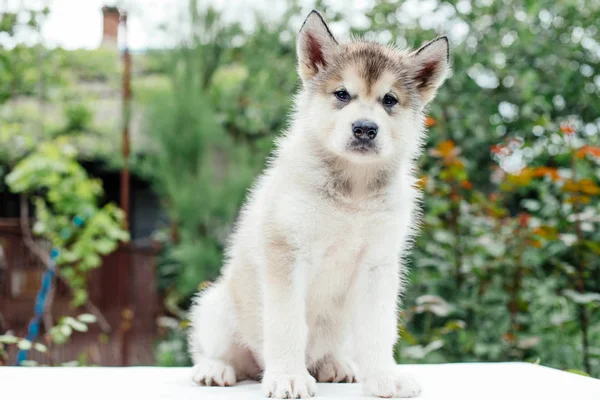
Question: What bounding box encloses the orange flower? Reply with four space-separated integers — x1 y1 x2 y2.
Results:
437 140 456 156
518 213 530 228
532 226 559 240
575 145 600 159
563 179 600 195
429 140 462 165
566 195 592 204
579 179 600 195
560 122 575 135
425 116 436 127
503 332 515 342
562 179 578 193
527 239 543 248
461 180 473 190
533 167 560 181
490 145 504 154
507 167 534 186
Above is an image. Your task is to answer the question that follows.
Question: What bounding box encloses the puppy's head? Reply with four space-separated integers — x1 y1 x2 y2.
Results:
296 10 450 166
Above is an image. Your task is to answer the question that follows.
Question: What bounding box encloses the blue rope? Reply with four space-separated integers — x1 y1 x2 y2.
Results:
15 252 57 365
16 214 86 366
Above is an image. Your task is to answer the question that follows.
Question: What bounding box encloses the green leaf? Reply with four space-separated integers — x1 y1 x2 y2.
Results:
433 230 455 246
440 320 467 334
73 289 88 307
566 369 591 377
402 340 445 360
17 339 32 350
61 361 80 367
563 290 600 304
583 240 600 255
77 313 97 324
60 324 73 337
64 317 88 332
33 343 48 353
95 239 116 254
415 295 452 317
0 335 19 344
51 333 67 346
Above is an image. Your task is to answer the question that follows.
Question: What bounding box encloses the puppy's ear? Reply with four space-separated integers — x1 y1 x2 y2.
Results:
297 10 338 81
411 36 450 105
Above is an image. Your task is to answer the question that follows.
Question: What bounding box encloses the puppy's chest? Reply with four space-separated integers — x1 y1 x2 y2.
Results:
299 204 395 305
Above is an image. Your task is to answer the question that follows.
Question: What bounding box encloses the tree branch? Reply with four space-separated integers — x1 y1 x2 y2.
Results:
19 195 51 266
19 195 112 334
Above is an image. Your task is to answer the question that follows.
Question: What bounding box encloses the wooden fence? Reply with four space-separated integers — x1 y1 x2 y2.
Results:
0 220 160 366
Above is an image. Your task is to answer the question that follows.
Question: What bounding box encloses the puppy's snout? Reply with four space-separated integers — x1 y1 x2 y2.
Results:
352 120 378 141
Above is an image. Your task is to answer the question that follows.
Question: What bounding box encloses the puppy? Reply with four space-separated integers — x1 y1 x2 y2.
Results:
188 9 450 399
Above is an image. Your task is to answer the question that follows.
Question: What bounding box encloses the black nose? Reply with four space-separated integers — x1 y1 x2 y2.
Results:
352 120 378 140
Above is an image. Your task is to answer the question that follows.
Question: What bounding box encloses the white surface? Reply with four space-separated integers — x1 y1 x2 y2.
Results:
1 362 599 400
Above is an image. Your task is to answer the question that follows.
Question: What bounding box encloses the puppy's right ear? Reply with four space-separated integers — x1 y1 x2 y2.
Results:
297 10 338 82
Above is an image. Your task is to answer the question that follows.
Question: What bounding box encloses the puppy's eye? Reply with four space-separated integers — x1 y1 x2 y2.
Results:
383 94 398 107
334 89 351 102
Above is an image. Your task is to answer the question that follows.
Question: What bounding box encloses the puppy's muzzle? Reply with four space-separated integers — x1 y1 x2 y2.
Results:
352 120 378 141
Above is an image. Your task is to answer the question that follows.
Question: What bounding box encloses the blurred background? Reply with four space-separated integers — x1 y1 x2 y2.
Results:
0 0 599 378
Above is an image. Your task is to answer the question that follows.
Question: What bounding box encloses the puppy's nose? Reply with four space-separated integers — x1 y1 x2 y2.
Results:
352 120 378 140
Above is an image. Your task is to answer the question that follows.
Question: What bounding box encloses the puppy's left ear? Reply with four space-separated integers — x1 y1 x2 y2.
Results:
297 10 339 82
411 36 450 105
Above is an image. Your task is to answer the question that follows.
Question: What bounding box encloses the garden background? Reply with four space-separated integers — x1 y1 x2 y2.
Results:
0 0 599 378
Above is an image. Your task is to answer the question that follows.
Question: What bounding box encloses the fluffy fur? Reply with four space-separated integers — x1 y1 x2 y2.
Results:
187 10 450 399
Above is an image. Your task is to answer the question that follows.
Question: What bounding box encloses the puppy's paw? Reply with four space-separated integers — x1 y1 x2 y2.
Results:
262 370 316 399
316 356 357 383
362 369 421 398
191 359 236 386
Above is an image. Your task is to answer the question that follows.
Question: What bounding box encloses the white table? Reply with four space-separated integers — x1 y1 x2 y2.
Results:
1 362 599 399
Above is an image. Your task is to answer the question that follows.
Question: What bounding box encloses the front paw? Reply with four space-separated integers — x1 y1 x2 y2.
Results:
262 370 317 399
191 359 236 386
362 370 421 398
315 356 357 383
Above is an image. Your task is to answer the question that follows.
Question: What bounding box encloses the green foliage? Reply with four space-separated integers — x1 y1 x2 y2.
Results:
399 129 600 375
140 9 260 304
5 139 130 306
0 313 97 366
63 103 93 133
145 1 600 377
0 4 128 369
353 0 600 187
154 317 192 366
0 5 124 166
3 0 599 376
0 8 52 103
55 47 119 83
48 314 97 345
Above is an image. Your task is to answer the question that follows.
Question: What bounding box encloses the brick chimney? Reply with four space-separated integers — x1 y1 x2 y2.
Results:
101 6 120 48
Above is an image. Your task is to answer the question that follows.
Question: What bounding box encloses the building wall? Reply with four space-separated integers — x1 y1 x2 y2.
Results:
101 6 120 48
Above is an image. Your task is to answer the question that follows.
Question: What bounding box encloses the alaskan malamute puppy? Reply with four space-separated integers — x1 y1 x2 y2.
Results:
188 9 450 399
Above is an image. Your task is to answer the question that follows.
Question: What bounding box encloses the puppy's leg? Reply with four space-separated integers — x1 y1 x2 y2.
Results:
308 328 357 383
188 283 259 386
352 264 421 398
261 244 316 399
312 354 357 383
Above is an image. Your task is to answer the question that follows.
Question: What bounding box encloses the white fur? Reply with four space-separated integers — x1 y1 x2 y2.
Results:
187 10 449 399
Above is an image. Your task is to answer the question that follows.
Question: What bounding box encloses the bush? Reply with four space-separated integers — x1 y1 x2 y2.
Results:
148 1 600 377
